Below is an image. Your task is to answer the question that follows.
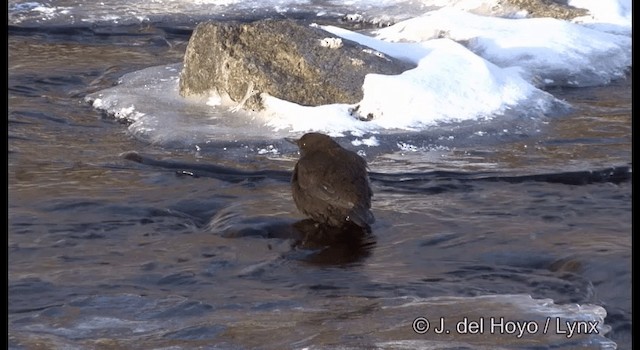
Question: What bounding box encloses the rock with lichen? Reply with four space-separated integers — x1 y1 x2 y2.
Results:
500 0 589 20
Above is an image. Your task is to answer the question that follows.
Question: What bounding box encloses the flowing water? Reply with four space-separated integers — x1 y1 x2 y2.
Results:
8 18 631 350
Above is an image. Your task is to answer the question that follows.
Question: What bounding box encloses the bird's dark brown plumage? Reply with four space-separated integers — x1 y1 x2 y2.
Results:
287 132 374 230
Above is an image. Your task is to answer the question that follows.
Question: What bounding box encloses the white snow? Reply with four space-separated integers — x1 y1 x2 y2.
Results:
569 0 632 34
369 7 631 87
260 22 562 133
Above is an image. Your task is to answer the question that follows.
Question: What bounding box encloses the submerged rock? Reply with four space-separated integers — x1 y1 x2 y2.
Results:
179 19 414 111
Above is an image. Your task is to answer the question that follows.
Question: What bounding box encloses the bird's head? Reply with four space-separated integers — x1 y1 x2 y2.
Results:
286 132 340 156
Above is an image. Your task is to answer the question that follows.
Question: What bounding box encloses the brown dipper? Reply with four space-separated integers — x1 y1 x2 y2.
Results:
287 132 375 230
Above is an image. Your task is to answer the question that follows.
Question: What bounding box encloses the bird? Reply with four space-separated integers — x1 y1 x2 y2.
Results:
287 132 375 231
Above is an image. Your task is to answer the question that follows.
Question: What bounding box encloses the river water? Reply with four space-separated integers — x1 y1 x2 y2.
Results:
8 13 631 350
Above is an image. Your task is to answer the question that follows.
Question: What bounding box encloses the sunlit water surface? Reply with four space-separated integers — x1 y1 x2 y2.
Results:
8 19 630 350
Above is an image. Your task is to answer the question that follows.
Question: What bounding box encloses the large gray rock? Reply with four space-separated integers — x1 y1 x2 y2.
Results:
179 19 414 111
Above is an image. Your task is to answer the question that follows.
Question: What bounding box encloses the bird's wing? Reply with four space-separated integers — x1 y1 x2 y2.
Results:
296 151 372 214
296 162 353 207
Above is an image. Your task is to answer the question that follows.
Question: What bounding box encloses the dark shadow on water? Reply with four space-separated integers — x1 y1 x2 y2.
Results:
205 208 375 266
122 151 631 190
123 151 292 183
291 219 376 266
